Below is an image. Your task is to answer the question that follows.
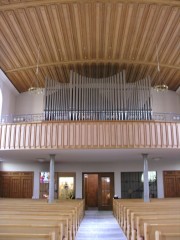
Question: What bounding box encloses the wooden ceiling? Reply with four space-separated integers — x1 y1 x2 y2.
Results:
0 0 180 93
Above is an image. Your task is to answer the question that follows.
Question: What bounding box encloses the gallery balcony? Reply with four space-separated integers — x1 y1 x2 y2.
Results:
0 112 180 151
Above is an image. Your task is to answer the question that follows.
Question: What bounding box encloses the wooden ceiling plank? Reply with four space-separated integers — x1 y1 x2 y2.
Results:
26 7 52 62
107 3 116 60
128 3 145 60
84 3 91 60
123 3 138 60
0 43 15 69
15 8 37 65
90 2 96 59
61 3 76 60
70 3 81 60
40 5 59 62
6 10 36 66
142 5 169 62
112 3 123 59
72 3 83 60
95 2 100 59
1 13 26 68
149 6 178 63
103 3 111 59
99 3 105 59
37 6 56 62
162 28 179 65
136 4 157 60
9 9 35 66
53 4 68 61
120 3 133 59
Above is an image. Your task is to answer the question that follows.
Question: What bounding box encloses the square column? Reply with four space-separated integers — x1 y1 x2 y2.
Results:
142 153 150 202
49 154 55 203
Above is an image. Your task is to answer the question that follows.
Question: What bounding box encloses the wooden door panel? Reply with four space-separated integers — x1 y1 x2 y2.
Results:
21 177 33 198
86 174 98 208
11 177 21 198
164 176 176 197
0 172 33 198
98 173 114 210
176 176 180 197
164 171 180 198
1 176 10 197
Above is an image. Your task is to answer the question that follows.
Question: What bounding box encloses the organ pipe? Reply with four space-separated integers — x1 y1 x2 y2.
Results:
44 70 152 121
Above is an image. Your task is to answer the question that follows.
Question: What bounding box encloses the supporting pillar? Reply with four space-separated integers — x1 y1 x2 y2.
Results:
142 153 150 202
49 154 55 203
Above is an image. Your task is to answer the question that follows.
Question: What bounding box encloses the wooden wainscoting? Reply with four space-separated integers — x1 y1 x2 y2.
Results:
164 171 180 198
0 172 33 198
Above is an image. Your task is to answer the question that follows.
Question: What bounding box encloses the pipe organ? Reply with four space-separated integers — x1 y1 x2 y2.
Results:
44 70 152 121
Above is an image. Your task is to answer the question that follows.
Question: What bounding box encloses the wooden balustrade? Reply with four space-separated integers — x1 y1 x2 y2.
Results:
0 121 179 150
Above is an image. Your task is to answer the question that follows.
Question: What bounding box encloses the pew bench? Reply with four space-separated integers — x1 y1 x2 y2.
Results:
0 224 63 240
144 223 180 240
0 232 56 240
155 231 180 240
0 217 70 240
130 213 180 240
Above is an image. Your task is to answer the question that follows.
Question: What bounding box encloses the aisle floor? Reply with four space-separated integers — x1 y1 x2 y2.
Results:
75 210 127 240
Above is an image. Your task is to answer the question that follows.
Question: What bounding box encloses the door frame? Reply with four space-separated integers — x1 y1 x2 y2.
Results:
82 172 114 210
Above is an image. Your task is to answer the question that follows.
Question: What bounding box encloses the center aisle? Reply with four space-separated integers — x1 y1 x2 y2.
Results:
75 210 127 240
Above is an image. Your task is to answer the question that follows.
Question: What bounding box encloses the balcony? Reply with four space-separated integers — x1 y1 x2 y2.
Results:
0 112 179 150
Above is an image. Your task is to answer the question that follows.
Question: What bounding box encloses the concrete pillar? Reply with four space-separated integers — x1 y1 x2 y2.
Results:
142 153 150 202
49 154 55 203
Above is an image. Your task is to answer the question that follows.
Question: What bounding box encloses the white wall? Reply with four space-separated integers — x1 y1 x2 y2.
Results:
15 92 44 115
1 160 180 200
0 70 18 116
152 89 180 114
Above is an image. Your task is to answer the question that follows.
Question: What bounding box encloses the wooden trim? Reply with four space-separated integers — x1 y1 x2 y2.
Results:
1 0 179 11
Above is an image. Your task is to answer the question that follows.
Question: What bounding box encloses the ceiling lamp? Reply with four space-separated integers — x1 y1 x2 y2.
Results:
28 45 44 94
153 45 168 92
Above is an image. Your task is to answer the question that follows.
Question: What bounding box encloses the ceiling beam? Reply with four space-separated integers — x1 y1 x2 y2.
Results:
0 0 180 11
5 59 180 73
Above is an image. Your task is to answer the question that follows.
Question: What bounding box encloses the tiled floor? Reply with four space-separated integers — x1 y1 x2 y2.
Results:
75 210 127 240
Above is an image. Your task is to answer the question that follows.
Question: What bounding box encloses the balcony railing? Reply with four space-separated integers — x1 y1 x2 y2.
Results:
0 111 180 124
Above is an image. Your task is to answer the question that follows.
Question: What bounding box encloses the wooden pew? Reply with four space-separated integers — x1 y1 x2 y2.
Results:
126 208 179 237
155 231 180 240
0 200 84 234
113 199 180 240
0 232 56 240
136 218 180 240
0 213 72 240
131 214 180 240
144 223 180 240
0 223 63 240
0 199 85 240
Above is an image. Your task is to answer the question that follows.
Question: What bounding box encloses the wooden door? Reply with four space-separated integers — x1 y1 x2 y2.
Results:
0 172 33 198
164 171 180 198
11 177 21 198
1 176 10 197
83 172 114 210
22 177 33 198
98 173 114 210
84 174 98 209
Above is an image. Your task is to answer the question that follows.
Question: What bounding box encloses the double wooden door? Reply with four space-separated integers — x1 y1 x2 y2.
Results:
0 172 33 198
164 171 180 198
83 172 114 210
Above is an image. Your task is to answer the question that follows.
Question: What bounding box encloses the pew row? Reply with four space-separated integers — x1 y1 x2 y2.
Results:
155 231 180 240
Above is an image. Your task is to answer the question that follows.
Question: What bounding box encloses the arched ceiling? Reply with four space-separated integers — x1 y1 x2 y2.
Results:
0 0 180 93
